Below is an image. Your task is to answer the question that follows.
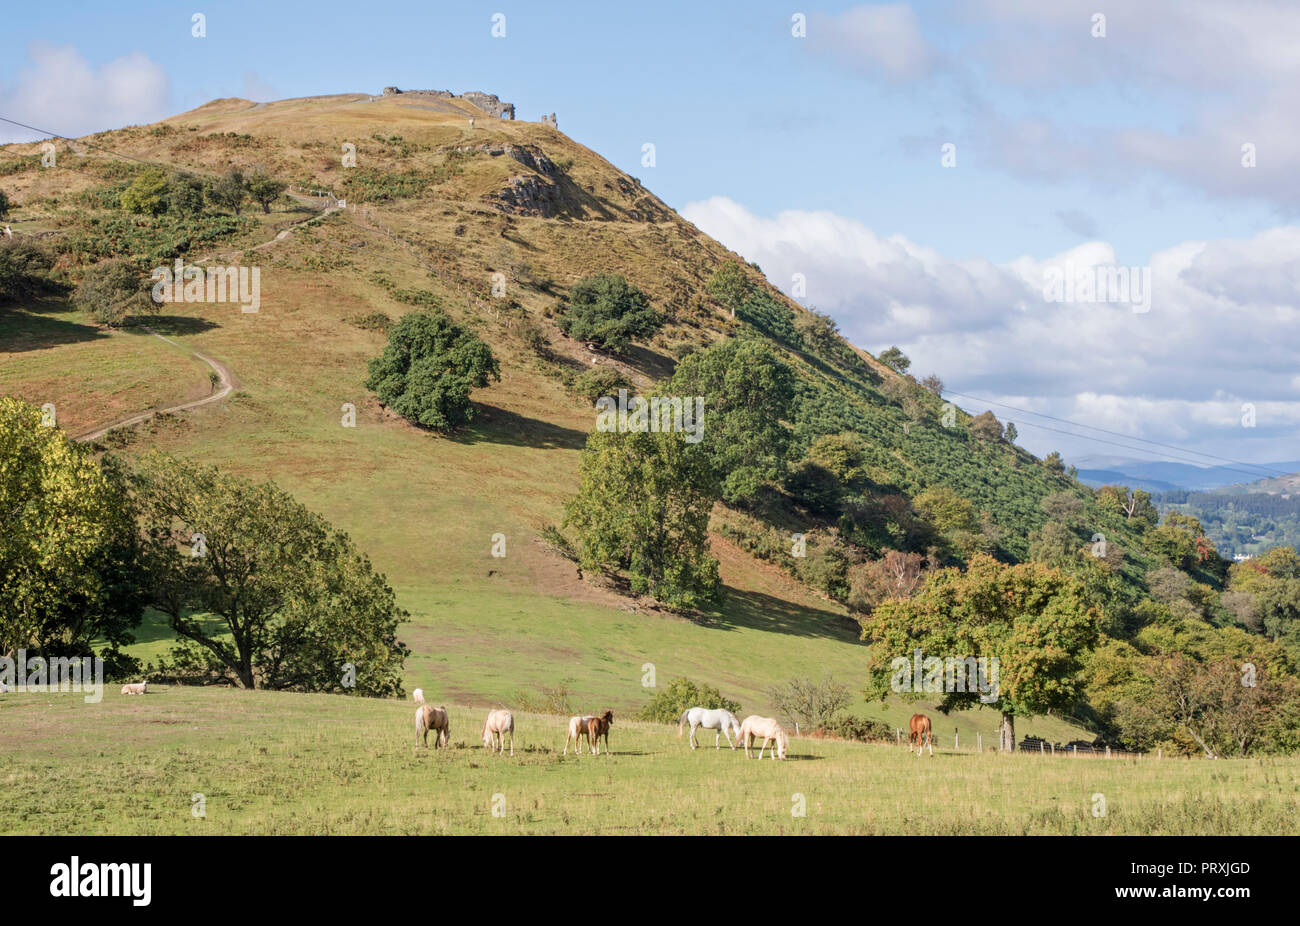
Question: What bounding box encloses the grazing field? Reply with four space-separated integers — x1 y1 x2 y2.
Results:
1 687 1295 836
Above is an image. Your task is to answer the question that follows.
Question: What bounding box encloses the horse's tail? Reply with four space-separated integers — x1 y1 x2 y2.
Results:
678 710 689 738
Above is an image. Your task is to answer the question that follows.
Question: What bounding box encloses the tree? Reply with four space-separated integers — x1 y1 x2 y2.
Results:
847 549 932 613
638 676 740 724
74 260 155 326
669 336 794 504
767 675 852 730
365 310 500 431
864 553 1101 751
921 374 944 397
793 307 840 355
0 189 10 221
119 168 169 216
0 238 58 305
558 273 662 352
1043 450 1066 474
1004 421 1018 444
1096 485 1158 529
165 172 206 216
207 168 248 215
705 260 754 314
563 425 720 609
877 346 910 373
0 398 144 659
245 170 287 214
912 485 986 560
133 452 409 694
970 410 1003 442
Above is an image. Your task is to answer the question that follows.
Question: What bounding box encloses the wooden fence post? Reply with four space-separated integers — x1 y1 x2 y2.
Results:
955 730 959 751
977 733 982 753
1040 742 1044 756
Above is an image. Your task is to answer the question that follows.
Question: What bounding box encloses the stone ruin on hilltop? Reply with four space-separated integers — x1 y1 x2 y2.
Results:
381 86 516 120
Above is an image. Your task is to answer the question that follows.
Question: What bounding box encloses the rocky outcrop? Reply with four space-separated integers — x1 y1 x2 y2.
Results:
379 87 515 119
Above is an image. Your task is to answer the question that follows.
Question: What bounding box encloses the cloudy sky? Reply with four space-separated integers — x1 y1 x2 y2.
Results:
2 1 1297 469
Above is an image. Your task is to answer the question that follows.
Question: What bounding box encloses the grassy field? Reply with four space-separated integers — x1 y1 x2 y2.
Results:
1 686 1294 835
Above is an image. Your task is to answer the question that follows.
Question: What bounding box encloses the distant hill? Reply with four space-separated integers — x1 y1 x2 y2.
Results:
1075 459 1300 493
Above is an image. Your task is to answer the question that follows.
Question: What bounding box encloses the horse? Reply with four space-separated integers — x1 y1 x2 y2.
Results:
737 715 787 760
908 713 933 756
416 704 450 748
121 681 147 695
482 709 515 756
678 707 741 750
412 688 425 704
564 715 595 755
587 711 614 755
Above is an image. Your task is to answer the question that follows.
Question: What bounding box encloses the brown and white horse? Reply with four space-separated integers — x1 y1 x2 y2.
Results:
737 715 787 760
587 711 614 755
416 704 450 748
564 715 595 755
482 709 515 756
908 713 933 756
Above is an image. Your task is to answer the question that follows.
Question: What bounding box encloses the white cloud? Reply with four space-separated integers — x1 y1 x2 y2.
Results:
0 44 170 144
682 195 1300 462
808 4 938 83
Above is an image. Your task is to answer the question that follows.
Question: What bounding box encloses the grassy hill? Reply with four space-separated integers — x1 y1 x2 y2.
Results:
0 90 1158 725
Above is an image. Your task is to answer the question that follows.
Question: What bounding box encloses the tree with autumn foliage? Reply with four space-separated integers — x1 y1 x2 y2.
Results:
862 553 1101 751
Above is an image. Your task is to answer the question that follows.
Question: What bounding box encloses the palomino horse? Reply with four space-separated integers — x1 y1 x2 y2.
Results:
587 711 614 755
737 715 787 760
482 709 515 756
679 707 741 750
412 688 425 704
416 704 450 748
909 713 933 756
564 715 595 755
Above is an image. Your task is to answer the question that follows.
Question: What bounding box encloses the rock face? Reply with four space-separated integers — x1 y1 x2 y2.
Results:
379 87 516 119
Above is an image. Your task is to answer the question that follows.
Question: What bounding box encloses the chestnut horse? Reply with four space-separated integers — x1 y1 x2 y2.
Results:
416 704 450 748
587 711 614 755
909 713 933 756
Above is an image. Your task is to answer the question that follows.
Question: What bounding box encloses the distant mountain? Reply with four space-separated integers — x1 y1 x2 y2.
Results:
1074 458 1300 493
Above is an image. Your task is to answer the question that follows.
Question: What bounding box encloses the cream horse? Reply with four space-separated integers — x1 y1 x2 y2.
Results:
415 704 450 748
482 709 515 756
737 715 788 760
679 707 741 749
564 715 595 755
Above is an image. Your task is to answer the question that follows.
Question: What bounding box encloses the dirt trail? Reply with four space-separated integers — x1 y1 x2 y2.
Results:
72 194 338 442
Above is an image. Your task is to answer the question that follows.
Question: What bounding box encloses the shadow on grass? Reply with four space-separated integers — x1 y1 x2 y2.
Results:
125 315 223 338
0 299 106 352
454 403 588 450
694 587 863 644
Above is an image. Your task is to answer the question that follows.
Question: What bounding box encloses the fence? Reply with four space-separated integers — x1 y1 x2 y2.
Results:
893 727 1154 759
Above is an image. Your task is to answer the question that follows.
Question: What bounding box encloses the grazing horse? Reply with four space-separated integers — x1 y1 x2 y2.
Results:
412 688 425 704
416 704 450 748
482 709 515 756
737 715 787 760
909 713 933 756
564 715 595 755
679 707 741 750
121 681 148 695
587 711 614 755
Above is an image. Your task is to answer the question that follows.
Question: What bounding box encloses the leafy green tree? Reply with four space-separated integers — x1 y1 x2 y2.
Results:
245 170 288 214
564 426 720 609
74 260 155 326
970 410 1003 442
165 172 206 216
705 260 754 313
912 485 986 560
0 189 10 221
1043 450 1066 474
133 452 409 694
207 167 248 215
877 346 910 373
793 307 840 355
1004 421 1018 444
638 676 740 724
669 337 795 504
0 238 59 305
365 310 500 431
0 398 144 658
864 553 1101 751
119 168 168 216
558 273 662 352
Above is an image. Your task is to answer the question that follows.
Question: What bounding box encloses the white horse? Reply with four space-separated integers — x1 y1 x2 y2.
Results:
482 709 515 756
412 688 425 704
678 707 741 750
737 715 788 760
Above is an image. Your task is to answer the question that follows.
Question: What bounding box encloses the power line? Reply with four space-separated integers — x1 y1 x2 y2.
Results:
0 114 176 171
944 388 1290 479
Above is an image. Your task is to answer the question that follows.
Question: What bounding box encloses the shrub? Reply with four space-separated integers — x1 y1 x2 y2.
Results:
637 677 740 724
346 311 392 332
512 683 574 716
0 238 60 304
74 260 155 326
571 366 629 404
767 675 852 729
119 168 168 216
816 715 892 743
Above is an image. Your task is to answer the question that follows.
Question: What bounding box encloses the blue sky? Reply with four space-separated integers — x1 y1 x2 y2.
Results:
3 1 1299 469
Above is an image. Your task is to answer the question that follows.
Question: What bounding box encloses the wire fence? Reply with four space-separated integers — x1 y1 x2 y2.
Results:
892 727 1157 759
